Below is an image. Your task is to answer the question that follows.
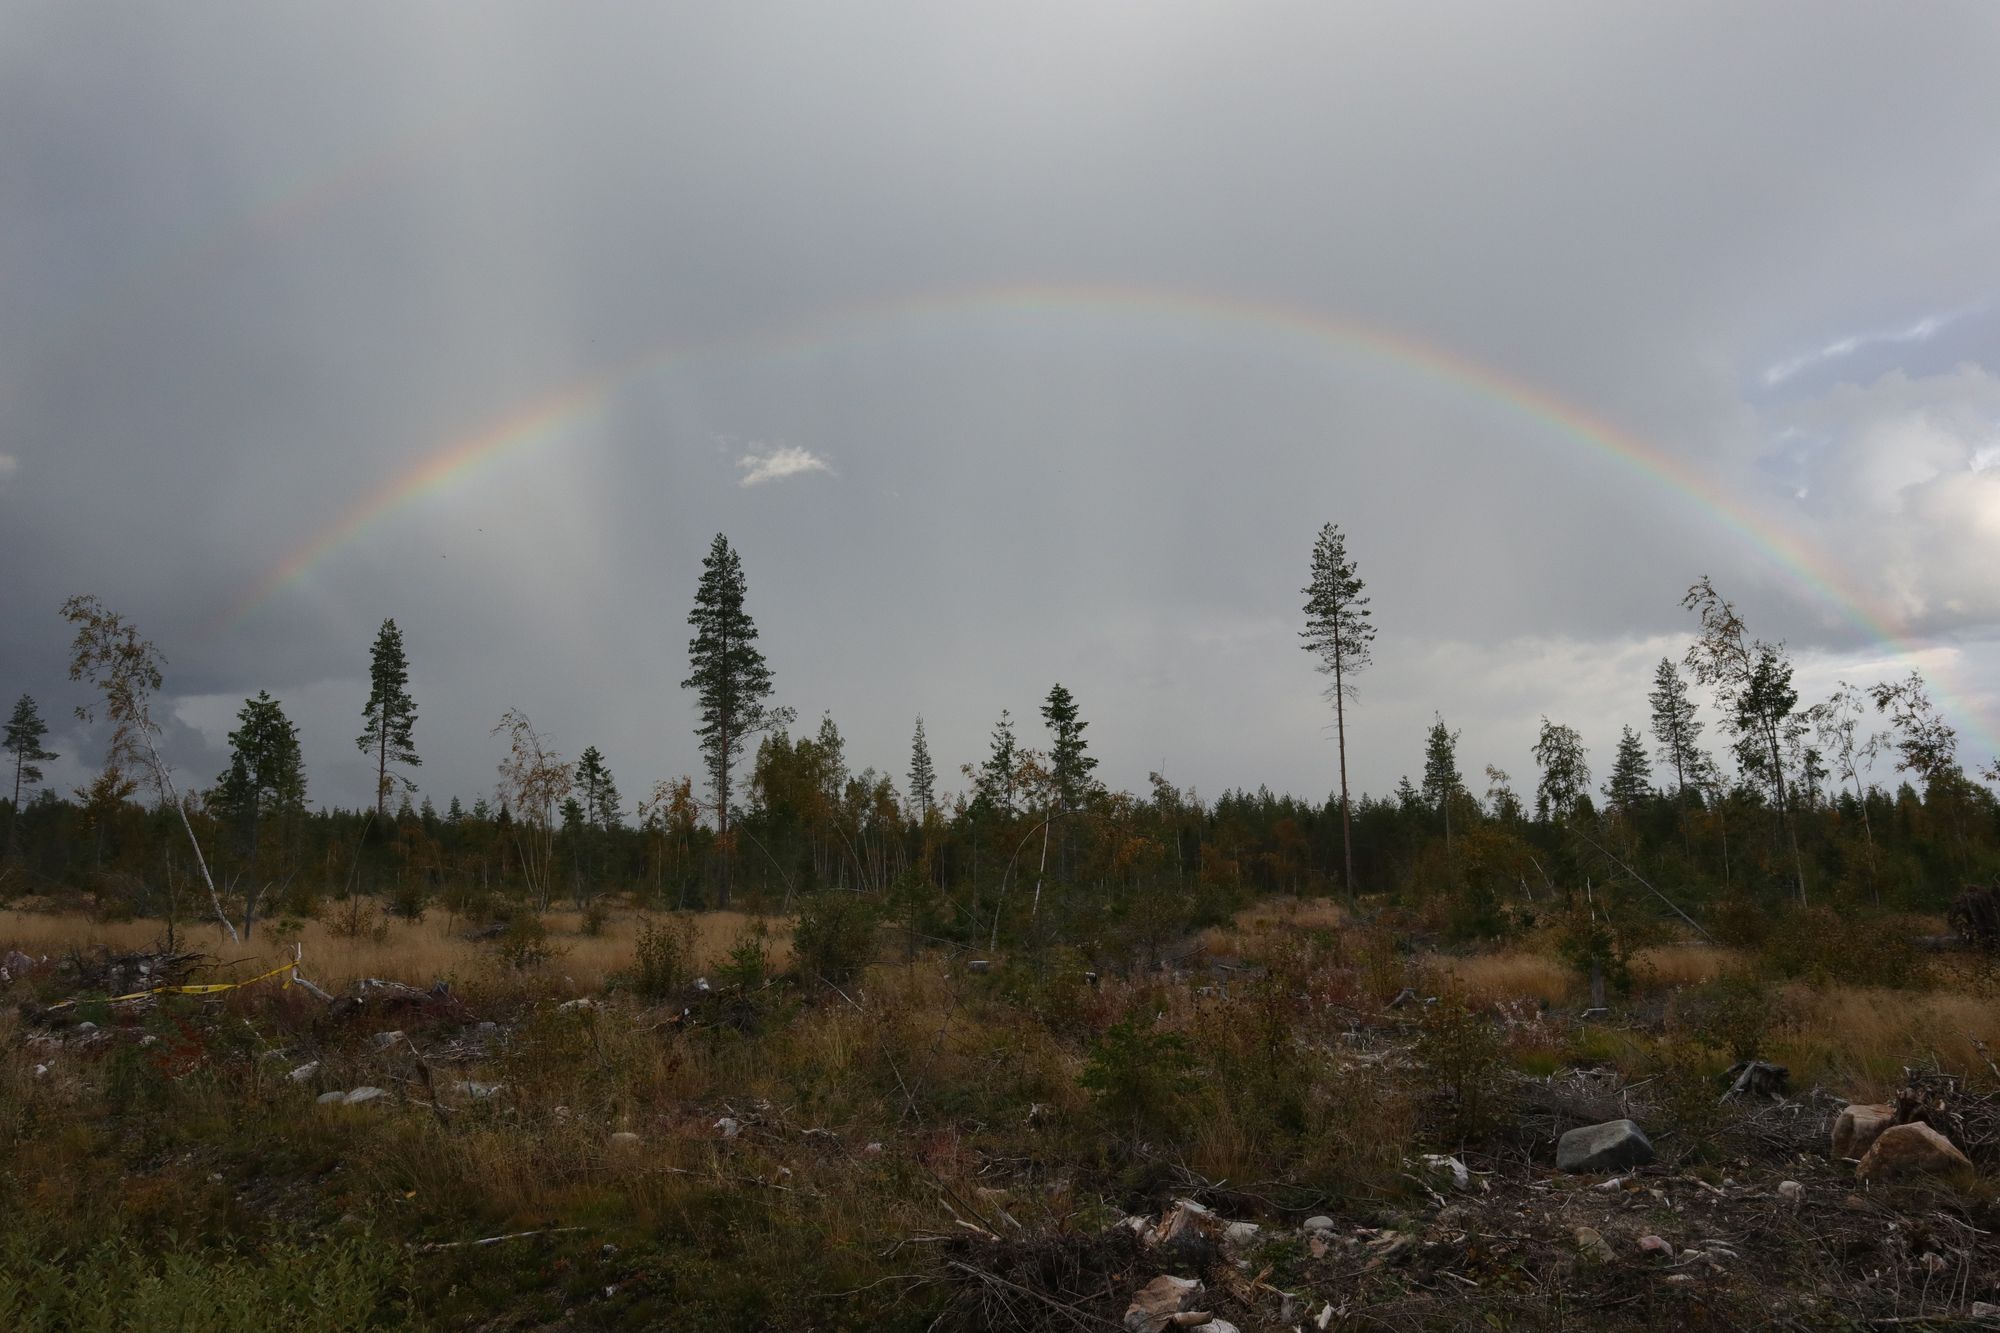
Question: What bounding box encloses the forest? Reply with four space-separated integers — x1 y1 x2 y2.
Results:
7 528 2000 1331
6 530 1997 973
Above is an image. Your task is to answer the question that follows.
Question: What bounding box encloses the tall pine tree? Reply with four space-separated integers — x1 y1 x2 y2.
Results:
1421 712 1463 866
1301 523 1374 904
908 716 936 821
681 534 788 906
4 694 58 858
5 694 57 813
357 618 420 821
1603 725 1652 816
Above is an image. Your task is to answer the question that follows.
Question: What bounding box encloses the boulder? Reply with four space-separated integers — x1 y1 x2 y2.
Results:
1123 1275 1205 1333
316 1090 346 1105
343 1086 388 1106
1832 1103 1895 1160
1856 1122 1974 1182
287 1061 320 1083
1557 1119 1655 1173
1302 1215 1335 1234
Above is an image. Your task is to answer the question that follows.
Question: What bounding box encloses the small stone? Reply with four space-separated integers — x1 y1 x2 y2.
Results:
966 960 991 974
557 998 595 1012
343 1086 387 1105
476 1021 500 1036
715 1116 741 1139
1777 1180 1804 1203
1302 1215 1336 1234
1224 1221 1262 1249
1574 1226 1614 1262
609 1131 643 1148
316 1090 346 1104
372 1030 405 1049
77 1021 98 1032
1557 1119 1655 1173
288 1061 320 1083
862 1141 883 1155
1638 1234 1672 1256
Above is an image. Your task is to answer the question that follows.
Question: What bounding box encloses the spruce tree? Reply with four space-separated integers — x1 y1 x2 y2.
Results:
1041 684 1098 812
1646 658 1702 798
681 533 788 906
1603 725 1652 815
975 709 1019 817
357 618 420 821
1421 712 1463 865
908 716 936 821
574 746 623 831
1301 523 1374 903
215 690 305 938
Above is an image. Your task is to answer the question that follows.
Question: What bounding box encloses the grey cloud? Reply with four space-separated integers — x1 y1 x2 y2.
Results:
5 2 2000 810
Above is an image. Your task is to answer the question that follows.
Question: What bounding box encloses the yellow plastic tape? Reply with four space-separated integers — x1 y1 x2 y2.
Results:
51 958 297 1010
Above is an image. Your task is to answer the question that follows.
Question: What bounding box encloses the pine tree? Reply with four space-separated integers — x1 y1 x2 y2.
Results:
357 618 420 821
5 694 57 813
1301 523 1374 904
213 690 305 939
908 716 936 821
1041 684 1098 812
4 694 58 858
1603 725 1651 815
681 534 789 906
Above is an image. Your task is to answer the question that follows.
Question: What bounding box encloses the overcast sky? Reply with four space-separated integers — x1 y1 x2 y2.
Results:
6 3 2000 816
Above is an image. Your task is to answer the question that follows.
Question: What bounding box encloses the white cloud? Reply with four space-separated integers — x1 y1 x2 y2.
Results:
736 444 834 488
1762 307 1970 386
1769 366 2000 629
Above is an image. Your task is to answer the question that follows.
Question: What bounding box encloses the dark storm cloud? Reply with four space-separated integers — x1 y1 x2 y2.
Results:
6 2 2000 811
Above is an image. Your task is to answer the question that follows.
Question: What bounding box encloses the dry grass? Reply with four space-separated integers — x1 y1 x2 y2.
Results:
1428 950 1573 1005
0 906 791 992
1775 983 2000 1098
1198 895 1346 957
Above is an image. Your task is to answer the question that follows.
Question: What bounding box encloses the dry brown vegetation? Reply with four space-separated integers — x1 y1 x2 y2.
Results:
0 906 791 992
6 895 2000 1330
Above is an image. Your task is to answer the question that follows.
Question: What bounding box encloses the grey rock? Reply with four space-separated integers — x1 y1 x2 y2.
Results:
372 1030 405 1049
1557 1119 1655 1173
343 1086 388 1105
288 1061 320 1083
1302 1215 1335 1233
316 1090 347 1105
609 1131 643 1148
1223 1220 1262 1249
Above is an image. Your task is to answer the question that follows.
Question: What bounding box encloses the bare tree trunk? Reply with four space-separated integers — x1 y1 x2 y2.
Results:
1334 643 1356 908
146 732 237 942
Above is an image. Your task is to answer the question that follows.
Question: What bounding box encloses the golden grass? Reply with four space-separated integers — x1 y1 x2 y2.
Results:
0 906 791 992
1430 951 1573 1005
1198 894 1347 957
1774 983 2000 1099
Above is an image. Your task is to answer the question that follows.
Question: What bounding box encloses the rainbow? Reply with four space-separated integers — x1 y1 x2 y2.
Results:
216 282 1998 751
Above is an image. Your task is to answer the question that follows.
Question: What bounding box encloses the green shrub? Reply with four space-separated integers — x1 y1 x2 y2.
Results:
629 915 697 999
0 1227 411 1332
1413 993 1504 1142
791 892 877 990
1081 1017 1195 1140
491 910 564 971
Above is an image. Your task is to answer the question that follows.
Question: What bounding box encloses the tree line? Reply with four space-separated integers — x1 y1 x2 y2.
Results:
5 527 1999 962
